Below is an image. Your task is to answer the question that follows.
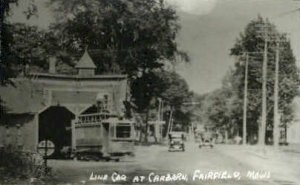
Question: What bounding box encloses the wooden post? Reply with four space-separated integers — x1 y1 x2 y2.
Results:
243 53 249 145
259 35 268 146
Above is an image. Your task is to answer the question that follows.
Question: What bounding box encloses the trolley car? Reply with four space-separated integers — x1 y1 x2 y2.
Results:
72 113 135 161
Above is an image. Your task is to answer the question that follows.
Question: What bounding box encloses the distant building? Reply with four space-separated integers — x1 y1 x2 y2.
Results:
0 49 128 157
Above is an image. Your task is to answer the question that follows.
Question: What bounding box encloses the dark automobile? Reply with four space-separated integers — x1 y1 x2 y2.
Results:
168 132 185 152
198 131 214 148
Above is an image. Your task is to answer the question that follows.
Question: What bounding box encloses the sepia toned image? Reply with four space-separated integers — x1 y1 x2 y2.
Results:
1 0 300 184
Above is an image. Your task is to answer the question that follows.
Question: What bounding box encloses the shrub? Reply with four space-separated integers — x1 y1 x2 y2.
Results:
0 145 46 181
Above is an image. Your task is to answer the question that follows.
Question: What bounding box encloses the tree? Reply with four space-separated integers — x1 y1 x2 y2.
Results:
192 84 239 141
3 24 63 75
48 0 188 75
0 0 37 118
230 16 300 144
48 0 189 103
194 17 299 144
131 70 191 142
1 0 37 80
48 0 189 142
157 71 192 128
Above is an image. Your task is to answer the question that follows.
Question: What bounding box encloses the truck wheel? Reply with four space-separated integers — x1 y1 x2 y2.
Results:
115 158 120 162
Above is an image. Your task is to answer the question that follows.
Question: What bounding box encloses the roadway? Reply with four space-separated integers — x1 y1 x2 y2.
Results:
47 142 299 185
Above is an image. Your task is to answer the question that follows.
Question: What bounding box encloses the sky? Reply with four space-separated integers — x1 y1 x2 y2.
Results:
10 0 300 95
171 0 300 94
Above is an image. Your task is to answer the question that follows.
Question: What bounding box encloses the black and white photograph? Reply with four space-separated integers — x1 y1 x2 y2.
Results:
1 0 300 184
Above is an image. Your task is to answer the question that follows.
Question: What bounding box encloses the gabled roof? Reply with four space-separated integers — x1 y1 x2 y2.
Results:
75 49 97 69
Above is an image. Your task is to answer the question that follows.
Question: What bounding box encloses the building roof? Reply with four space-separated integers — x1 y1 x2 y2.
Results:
26 73 127 80
75 49 97 69
0 68 128 114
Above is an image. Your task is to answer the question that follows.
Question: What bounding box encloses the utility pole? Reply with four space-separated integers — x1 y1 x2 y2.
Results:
157 98 162 121
170 117 174 132
272 34 287 147
273 39 280 147
260 37 268 146
242 53 249 145
240 51 262 145
256 22 273 146
166 107 173 137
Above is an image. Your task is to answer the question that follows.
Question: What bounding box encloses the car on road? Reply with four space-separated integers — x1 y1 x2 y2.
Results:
168 132 185 152
197 131 214 148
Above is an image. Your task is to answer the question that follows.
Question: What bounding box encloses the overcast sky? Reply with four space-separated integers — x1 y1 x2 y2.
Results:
10 0 300 95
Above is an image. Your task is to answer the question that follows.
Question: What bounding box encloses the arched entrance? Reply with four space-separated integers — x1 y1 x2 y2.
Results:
39 106 75 159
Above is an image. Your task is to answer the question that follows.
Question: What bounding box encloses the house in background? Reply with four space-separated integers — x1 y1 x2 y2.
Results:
0 49 128 158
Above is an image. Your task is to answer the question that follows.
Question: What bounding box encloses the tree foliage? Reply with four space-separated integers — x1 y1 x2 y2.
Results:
48 0 188 74
1 0 37 75
192 84 240 138
230 16 299 130
132 70 192 123
2 24 62 75
193 16 300 143
157 71 192 125
0 0 191 141
0 0 38 117
48 0 189 113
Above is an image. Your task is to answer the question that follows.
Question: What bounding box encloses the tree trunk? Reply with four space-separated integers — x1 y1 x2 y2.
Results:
138 125 143 143
225 130 228 144
144 109 150 144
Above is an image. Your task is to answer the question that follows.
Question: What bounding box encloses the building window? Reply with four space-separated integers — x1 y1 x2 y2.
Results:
116 125 131 138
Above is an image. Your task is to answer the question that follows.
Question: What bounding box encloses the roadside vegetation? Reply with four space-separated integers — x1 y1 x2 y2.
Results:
192 16 300 144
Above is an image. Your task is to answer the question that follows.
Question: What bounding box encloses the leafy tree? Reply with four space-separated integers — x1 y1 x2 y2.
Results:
157 71 192 129
0 0 37 118
193 17 299 144
192 84 239 141
1 0 37 79
230 16 300 144
48 0 188 86
48 0 189 142
3 24 57 75
131 70 191 142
